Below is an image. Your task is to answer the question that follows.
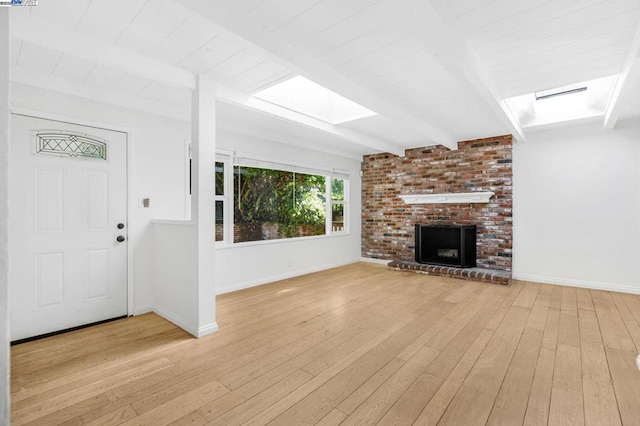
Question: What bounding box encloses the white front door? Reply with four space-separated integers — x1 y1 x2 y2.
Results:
9 114 128 341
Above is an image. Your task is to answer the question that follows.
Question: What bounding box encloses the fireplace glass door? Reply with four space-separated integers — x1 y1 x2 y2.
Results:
415 224 476 268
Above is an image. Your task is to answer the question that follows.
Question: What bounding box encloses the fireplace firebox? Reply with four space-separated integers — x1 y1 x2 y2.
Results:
415 224 476 268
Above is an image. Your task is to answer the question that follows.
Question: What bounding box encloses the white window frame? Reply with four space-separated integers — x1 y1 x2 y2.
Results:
215 150 233 247
212 150 350 247
326 177 349 235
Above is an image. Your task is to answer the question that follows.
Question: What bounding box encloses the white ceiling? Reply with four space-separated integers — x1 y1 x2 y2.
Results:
8 0 640 158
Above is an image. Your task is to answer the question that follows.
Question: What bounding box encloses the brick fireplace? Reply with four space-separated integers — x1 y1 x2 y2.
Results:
362 134 513 282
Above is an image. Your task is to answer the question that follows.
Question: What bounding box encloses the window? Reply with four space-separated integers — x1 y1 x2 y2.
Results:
233 166 327 243
503 75 618 128
252 75 376 124
35 131 107 160
330 178 346 233
213 152 349 244
214 161 225 242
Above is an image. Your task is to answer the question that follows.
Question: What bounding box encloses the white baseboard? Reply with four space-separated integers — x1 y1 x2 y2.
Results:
153 305 198 337
512 273 640 295
359 257 391 265
133 304 154 316
197 322 219 338
146 305 218 338
216 258 361 295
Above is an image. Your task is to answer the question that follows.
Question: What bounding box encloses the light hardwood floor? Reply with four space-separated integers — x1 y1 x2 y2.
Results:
10 263 640 425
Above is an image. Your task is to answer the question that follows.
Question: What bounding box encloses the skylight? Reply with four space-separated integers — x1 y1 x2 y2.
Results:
252 76 377 125
504 75 619 129
535 83 587 101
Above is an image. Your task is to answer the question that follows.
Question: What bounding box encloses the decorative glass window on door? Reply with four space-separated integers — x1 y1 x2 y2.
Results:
34 131 108 160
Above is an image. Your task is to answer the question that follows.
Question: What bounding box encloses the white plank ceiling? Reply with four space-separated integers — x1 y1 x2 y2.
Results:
8 0 640 157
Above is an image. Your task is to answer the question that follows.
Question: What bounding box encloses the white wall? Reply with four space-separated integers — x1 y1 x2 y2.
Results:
152 222 198 333
11 83 191 313
1 8 11 424
513 119 640 293
151 77 218 338
215 130 362 294
10 83 363 325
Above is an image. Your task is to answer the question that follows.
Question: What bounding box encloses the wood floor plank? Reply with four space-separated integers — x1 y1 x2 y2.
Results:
578 309 621 426
17 394 110 426
437 384 496 426
12 327 188 392
376 371 443 426
522 346 555 426
336 357 404 415
340 345 441 425
422 283 511 380
436 305 531 425
315 409 347 426
395 286 488 363
424 286 495 352
561 286 578 316
262 316 435 425
412 281 525 425
120 379 229 426
11 357 173 425
241 311 419 425
83 404 138 426
202 369 313 426
592 290 640 425
576 287 595 312
423 307 496 382
486 292 548 425
611 291 640 351
459 305 531 397
548 313 584 426
523 300 561 426
9 263 640 426
167 411 208 426
197 324 368 421
512 281 540 310
604 347 640 425
129 365 222 415
591 290 636 352
621 292 640 325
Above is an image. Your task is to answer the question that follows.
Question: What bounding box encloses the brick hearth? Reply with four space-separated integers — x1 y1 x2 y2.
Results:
388 260 511 285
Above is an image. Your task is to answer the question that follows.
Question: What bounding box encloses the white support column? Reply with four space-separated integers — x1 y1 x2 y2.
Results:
0 8 11 425
191 75 218 337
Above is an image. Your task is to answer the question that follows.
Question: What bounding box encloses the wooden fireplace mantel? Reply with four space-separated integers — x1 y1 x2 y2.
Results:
398 192 494 204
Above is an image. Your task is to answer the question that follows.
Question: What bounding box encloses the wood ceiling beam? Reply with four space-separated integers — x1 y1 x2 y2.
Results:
172 0 456 151
604 21 640 129
11 67 191 121
10 13 399 155
217 85 405 157
217 120 363 161
408 0 526 142
11 13 196 90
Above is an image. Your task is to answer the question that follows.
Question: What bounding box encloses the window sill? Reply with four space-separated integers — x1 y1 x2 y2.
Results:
215 231 351 250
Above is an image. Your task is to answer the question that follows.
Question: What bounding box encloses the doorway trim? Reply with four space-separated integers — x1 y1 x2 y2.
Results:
10 107 136 316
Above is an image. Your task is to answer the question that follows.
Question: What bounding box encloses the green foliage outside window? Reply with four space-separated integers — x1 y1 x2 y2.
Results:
234 166 326 241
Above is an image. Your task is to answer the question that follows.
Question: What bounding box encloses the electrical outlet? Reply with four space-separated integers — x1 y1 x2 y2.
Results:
636 355 640 372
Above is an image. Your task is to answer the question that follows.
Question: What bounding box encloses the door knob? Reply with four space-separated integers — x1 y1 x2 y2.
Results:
116 235 126 243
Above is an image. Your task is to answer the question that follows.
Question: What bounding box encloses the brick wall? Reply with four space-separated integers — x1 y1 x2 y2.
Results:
361 135 512 271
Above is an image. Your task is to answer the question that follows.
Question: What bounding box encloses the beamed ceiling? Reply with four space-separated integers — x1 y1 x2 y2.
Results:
8 0 640 158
